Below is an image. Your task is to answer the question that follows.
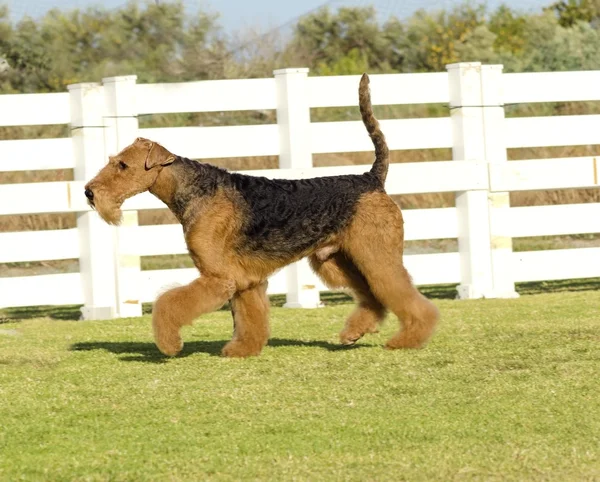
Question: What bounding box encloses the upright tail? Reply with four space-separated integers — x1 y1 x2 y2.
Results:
359 73 389 185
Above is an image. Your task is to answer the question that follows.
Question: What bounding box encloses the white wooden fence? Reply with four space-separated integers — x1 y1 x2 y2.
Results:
0 62 599 318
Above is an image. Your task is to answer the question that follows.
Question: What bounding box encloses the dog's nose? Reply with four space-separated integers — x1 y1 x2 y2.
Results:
84 189 94 201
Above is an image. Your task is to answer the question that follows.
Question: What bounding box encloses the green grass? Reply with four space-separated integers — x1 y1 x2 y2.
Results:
1 291 599 481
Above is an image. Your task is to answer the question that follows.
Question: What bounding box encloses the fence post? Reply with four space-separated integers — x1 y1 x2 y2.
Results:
447 62 495 299
69 82 119 319
103 75 143 317
274 67 322 308
480 65 519 298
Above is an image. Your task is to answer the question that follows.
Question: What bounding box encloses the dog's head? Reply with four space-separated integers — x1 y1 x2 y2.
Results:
84 137 175 225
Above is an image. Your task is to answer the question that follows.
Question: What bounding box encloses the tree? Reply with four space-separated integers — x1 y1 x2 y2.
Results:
454 25 501 65
488 5 527 56
508 11 600 72
398 4 487 72
0 0 225 93
287 6 395 74
547 0 600 27
314 48 369 76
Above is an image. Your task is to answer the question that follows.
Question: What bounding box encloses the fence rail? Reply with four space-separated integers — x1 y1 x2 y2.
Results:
0 92 70 126
0 62 599 316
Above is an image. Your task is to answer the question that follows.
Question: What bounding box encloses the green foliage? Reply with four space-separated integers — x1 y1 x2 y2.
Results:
505 11 600 72
1 0 600 93
288 1 600 75
288 6 398 74
314 48 369 76
454 24 501 64
488 5 528 55
0 4 10 46
398 4 487 72
547 0 600 26
0 0 224 93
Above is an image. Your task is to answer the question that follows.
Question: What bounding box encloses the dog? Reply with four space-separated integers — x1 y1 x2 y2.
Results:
84 73 439 357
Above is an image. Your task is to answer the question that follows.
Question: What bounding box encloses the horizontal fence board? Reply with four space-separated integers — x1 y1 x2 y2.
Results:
5 246 596 307
0 210 458 264
493 203 600 238
136 78 277 115
121 192 166 211
138 125 280 159
139 252 460 302
139 267 294 301
310 118 452 153
140 268 196 302
403 208 458 240
503 71 600 104
119 224 187 256
384 161 488 194
235 161 486 195
0 92 70 127
141 118 453 159
308 73 449 108
489 157 599 192
0 273 83 308
513 247 600 282
0 138 75 172
7 248 597 307
0 162 486 215
403 252 460 285
119 208 458 258
0 229 79 263
0 181 89 215
505 115 600 148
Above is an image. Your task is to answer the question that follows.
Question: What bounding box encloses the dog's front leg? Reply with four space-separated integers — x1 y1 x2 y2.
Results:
222 281 270 358
152 277 235 356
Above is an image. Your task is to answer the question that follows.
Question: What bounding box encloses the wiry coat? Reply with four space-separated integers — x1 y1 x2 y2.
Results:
167 158 383 258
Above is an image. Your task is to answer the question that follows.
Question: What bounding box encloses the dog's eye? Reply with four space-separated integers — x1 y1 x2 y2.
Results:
118 161 128 170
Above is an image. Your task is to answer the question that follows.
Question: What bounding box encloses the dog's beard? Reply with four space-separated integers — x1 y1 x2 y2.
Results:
92 195 123 226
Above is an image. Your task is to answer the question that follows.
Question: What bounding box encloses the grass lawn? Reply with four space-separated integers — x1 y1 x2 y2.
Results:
1 290 599 481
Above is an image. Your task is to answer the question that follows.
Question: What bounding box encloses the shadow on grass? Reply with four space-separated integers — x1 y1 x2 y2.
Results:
70 338 367 363
0 305 82 322
516 278 600 295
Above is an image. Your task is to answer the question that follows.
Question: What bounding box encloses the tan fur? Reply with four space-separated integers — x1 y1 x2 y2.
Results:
224 281 270 357
340 192 439 348
153 277 236 356
309 252 386 345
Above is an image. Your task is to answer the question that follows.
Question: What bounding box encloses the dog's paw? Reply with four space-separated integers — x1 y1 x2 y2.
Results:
339 329 364 346
384 333 424 350
154 330 183 356
221 340 262 358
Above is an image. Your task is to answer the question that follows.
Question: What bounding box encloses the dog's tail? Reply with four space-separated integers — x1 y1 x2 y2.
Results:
359 73 389 185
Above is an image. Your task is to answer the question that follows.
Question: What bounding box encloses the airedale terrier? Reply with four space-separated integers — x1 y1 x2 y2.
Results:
84 74 440 358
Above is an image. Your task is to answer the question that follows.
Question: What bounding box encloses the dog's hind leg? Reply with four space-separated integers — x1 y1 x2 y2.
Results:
309 253 387 345
152 277 235 356
222 281 270 358
342 193 440 349
361 261 439 349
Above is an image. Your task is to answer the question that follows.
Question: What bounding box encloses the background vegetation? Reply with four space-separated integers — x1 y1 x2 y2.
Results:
2 0 600 90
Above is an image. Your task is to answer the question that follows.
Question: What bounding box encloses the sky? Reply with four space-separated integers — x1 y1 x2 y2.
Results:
6 0 555 34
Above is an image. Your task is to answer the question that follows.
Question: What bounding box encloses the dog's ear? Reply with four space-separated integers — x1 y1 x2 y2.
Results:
144 141 176 170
